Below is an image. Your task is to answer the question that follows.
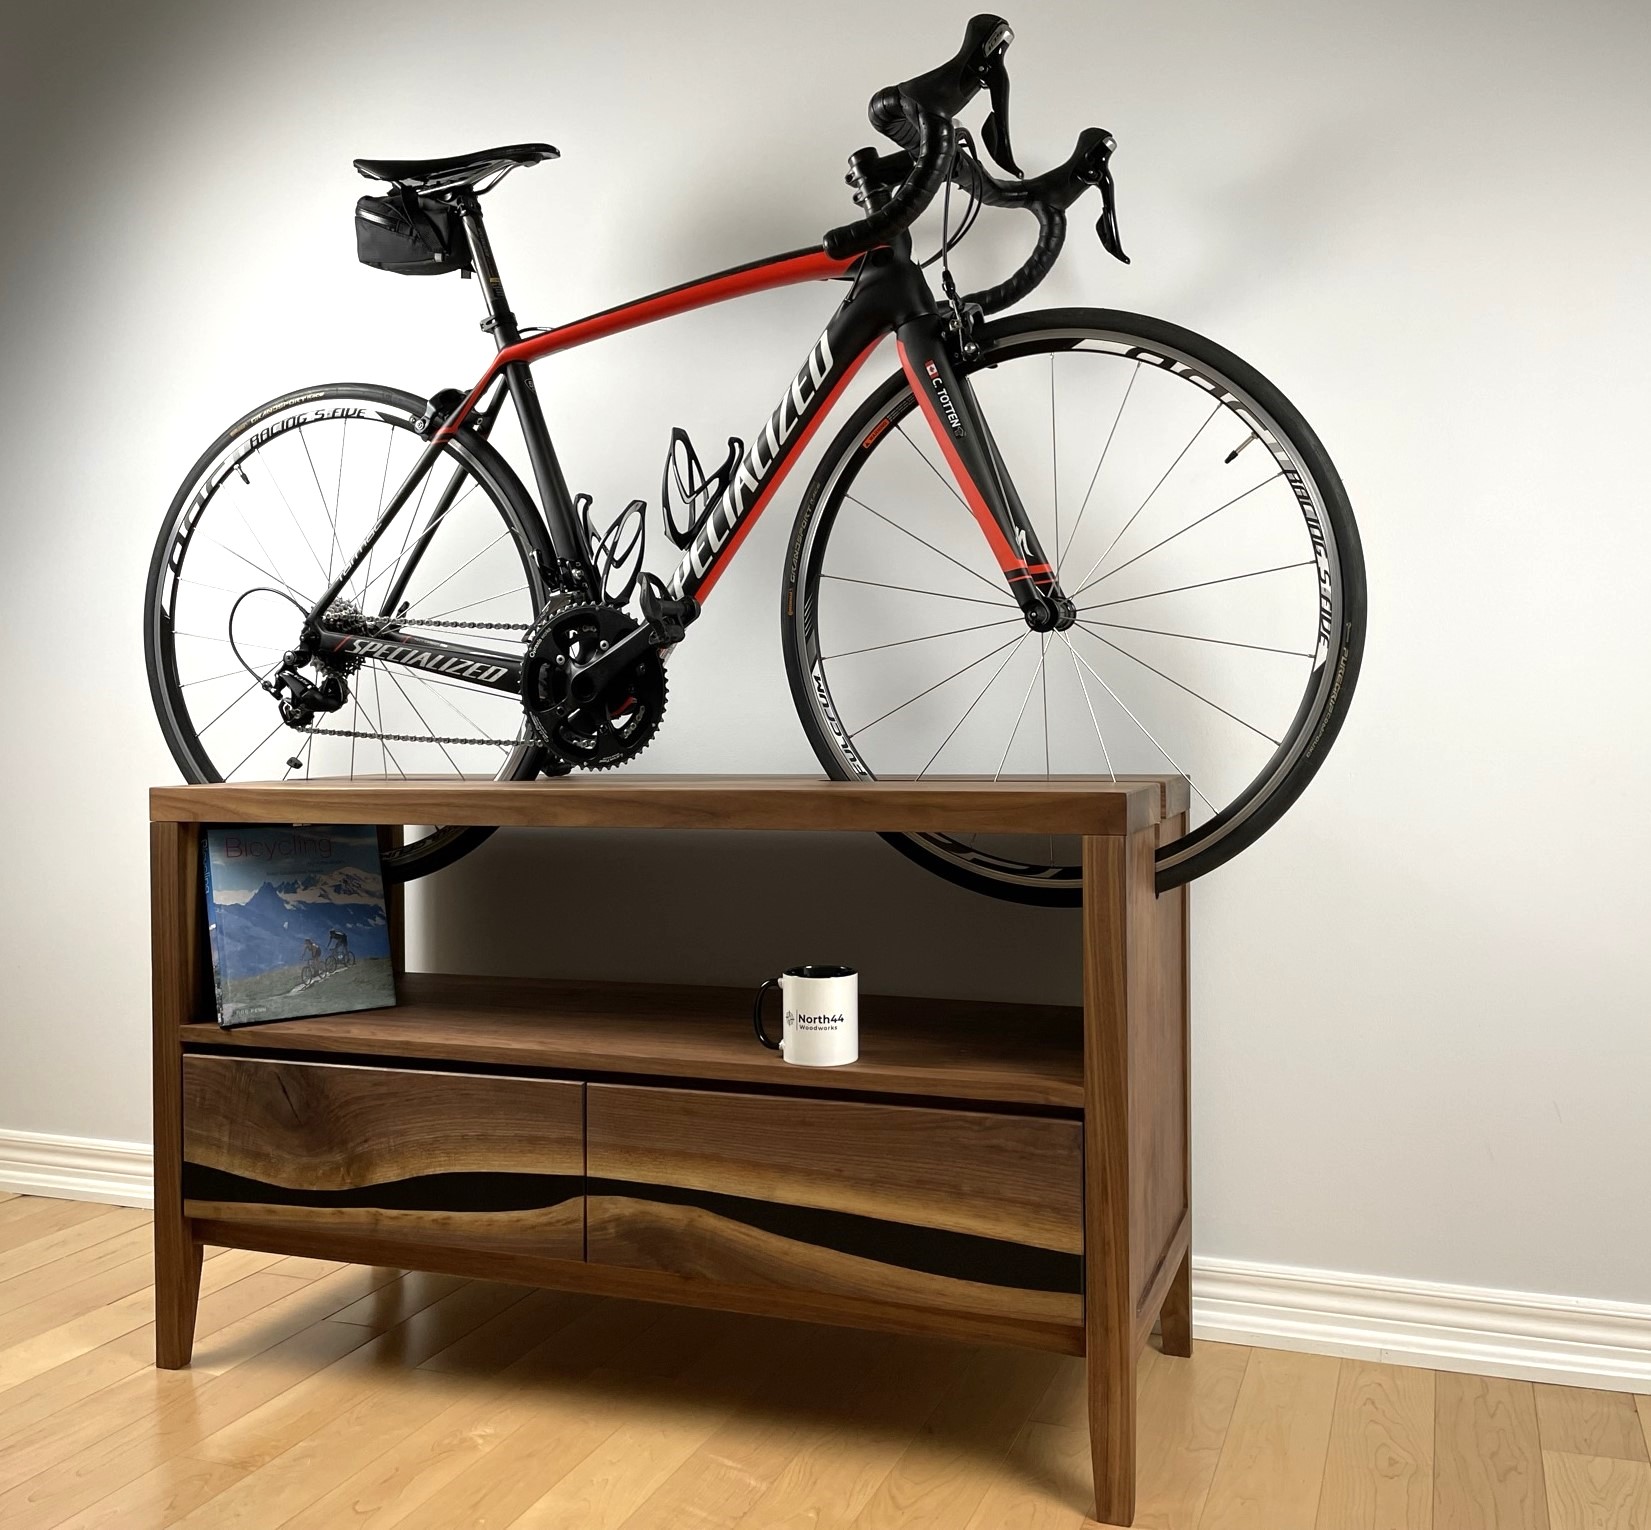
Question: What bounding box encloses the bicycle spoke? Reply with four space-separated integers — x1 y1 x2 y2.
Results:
1068 402 1221 595
382 668 465 776
254 455 332 587
299 428 346 583
418 585 529 623
1079 559 1316 612
1067 641 1116 780
226 718 287 779
398 667 513 751
1076 471 1284 597
1076 622 1280 746
198 675 267 735
851 631 1025 738
198 535 309 605
822 615 1023 662
820 573 1014 609
1058 361 1138 578
846 494 1006 597
1049 354 1060 568
401 524 509 609
1061 635 1217 813
1083 619 1312 658
366 668 407 778
994 637 1049 780
917 633 1029 777
895 421 972 516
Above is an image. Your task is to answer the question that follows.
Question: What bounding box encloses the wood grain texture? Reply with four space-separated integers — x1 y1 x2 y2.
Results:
1541 1450 1651 1529
586 1195 1082 1327
150 819 203 1368
1639 1395 1651 1461
1132 1340 1251 1530
151 772 1186 834
182 1055 583 1190
189 1214 1085 1356
587 1085 1082 1251
1083 831 1139 1528
183 1199 587 1256
1535 1383 1650 1463
1433 1372 1550 1530
1199 1346 1341 1530
1315 1359 1434 1530
179 971 1084 1109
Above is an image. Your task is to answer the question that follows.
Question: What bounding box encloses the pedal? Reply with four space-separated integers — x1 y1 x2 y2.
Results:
639 572 700 646
661 427 742 551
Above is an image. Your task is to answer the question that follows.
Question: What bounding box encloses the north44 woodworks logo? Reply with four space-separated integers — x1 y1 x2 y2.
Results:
925 360 965 437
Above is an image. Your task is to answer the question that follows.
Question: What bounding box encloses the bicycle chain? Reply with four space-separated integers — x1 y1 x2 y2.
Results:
297 613 532 750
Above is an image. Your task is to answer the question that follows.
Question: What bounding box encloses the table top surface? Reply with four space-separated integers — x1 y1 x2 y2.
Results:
150 773 1188 835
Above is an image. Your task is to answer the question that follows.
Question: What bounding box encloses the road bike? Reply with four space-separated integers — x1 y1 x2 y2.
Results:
145 14 1366 903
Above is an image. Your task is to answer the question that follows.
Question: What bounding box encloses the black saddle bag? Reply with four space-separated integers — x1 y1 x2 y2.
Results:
354 188 471 276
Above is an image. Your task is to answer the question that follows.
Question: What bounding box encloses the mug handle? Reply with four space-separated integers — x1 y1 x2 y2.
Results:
752 977 783 1050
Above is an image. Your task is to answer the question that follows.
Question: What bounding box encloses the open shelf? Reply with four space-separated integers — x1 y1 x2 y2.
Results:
176 971 1083 1110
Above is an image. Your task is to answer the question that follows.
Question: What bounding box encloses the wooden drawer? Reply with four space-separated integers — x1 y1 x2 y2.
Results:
586 1084 1082 1327
181 1055 583 1259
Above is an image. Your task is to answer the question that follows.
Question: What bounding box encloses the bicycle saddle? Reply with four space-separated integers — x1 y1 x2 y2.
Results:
353 142 559 192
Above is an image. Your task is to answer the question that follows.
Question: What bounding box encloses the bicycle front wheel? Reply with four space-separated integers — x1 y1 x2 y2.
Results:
145 382 557 882
783 310 1366 902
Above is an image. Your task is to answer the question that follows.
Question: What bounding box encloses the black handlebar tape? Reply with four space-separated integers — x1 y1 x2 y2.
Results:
900 14 1012 118
823 104 954 259
967 201 1067 315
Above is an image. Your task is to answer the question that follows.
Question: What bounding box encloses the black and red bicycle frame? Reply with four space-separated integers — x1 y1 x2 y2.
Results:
305 200 1070 690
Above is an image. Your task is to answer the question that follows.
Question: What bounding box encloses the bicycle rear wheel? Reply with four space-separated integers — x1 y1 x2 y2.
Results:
145 382 556 882
783 309 1365 902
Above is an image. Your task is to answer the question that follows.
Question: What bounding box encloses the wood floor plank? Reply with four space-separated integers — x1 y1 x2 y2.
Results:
0 1248 293 1395
1433 1372 1549 1530
0 1207 146 1286
1131 1340 1251 1530
505 1313 817 1530
612 1321 858 1530
366 1298 696 1530
1638 1396 1651 1461
0 1225 153 1315
0 1257 394 1445
0 1316 375 1530
961 1419 1092 1530
276 1291 606 1530
1534 1385 1650 1463
0 1251 156 1349
152 1291 534 1530
729 1332 976 1530
325 1271 470 1332
0 1196 114 1246
844 1343 1063 1530
1541 1451 1651 1530
1314 1359 1434 1530
1198 1347 1341 1530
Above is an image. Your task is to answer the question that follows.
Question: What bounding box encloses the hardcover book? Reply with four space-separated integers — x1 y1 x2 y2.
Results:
201 825 396 1027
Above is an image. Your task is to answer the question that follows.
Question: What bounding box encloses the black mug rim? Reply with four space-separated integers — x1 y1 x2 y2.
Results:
782 964 856 979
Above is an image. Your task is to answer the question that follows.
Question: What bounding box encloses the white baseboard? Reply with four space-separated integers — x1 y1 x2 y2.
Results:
1192 1256 1651 1390
2 1128 1646 1388
0 1128 152 1208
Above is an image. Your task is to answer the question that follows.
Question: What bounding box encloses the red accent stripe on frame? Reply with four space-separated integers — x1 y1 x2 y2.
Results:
437 248 858 439
896 341 1024 576
692 342 878 605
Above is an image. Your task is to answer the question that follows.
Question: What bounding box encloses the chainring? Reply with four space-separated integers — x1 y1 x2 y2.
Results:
521 602 667 770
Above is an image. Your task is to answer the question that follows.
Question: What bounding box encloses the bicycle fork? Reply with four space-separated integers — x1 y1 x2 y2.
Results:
893 314 1076 632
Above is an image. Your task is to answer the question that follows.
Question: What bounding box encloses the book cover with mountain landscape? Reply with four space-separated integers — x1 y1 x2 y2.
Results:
202 825 395 1027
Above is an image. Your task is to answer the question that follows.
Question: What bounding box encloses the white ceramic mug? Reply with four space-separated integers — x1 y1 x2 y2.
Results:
752 965 859 1067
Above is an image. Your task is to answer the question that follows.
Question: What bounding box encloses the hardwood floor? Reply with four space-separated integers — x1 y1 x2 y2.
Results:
0 1196 1646 1529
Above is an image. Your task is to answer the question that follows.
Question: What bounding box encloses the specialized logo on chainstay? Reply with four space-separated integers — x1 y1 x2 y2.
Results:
338 635 512 685
666 327 834 598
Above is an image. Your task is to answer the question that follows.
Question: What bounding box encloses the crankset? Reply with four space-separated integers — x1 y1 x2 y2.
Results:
521 602 668 769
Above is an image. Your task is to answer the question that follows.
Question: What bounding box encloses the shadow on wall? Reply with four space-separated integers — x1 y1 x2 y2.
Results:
410 828 1083 1007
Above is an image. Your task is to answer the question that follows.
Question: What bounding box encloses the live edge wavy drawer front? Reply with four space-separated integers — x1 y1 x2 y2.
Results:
586 1085 1083 1327
181 1055 583 1258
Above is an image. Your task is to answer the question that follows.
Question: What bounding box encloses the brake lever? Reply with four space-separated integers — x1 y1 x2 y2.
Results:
980 57 1023 177
1077 132 1129 264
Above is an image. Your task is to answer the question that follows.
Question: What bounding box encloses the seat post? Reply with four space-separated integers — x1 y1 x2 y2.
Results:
456 195 521 348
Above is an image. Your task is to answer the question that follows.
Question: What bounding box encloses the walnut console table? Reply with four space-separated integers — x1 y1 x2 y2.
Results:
150 775 1191 1526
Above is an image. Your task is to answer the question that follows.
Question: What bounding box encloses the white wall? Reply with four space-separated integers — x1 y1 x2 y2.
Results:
2 0 1648 1309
